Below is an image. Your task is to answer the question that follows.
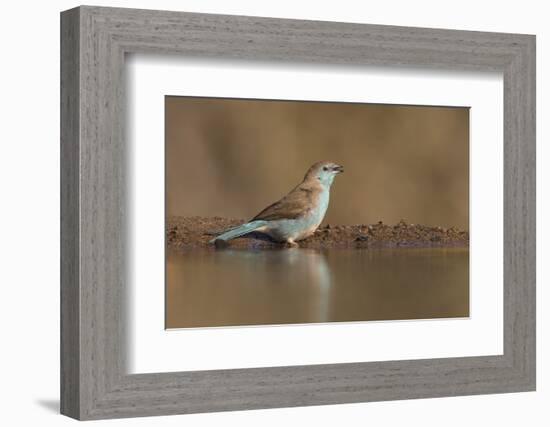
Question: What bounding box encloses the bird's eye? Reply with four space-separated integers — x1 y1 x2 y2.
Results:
323 166 328 171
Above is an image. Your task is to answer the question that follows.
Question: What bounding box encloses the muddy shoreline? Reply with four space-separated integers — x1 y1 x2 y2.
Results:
167 216 469 250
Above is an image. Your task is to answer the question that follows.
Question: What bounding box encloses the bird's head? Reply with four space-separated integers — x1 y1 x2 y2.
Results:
304 161 344 187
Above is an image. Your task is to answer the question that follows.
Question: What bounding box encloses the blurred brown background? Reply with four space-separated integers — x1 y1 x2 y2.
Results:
166 96 469 229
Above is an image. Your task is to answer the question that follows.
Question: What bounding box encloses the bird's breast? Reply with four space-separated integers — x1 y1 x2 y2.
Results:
263 189 330 242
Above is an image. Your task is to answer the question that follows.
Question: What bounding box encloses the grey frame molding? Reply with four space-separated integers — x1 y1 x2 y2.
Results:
60 5 536 420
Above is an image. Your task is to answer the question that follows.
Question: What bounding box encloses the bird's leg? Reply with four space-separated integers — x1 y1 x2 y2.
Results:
213 238 230 249
284 238 299 248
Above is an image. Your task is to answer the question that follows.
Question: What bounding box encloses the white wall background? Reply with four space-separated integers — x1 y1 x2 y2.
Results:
0 0 546 425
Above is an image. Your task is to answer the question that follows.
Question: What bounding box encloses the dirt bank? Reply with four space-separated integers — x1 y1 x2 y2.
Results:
167 216 469 250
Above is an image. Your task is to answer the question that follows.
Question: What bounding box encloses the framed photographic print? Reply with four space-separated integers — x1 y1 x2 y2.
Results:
60 5 536 420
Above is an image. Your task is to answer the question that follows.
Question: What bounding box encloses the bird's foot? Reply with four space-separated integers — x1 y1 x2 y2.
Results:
284 239 299 248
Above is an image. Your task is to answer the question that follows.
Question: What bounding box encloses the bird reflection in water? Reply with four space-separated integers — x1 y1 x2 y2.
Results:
165 247 469 329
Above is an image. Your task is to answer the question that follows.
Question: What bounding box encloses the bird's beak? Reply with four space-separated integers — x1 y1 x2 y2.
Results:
333 165 344 173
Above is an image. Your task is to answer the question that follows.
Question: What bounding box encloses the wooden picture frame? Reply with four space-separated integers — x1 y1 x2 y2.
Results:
60 5 536 420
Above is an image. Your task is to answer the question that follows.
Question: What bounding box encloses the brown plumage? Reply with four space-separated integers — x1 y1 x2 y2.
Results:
252 161 341 221
252 185 320 221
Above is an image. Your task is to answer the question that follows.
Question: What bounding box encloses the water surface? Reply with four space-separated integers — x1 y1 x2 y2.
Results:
166 247 469 329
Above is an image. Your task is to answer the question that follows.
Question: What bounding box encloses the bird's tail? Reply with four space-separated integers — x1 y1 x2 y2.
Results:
209 220 267 244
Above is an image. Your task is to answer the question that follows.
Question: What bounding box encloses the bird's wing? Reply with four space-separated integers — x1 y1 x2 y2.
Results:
252 184 319 221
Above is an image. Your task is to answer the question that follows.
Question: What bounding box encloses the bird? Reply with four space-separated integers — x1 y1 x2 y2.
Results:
209 161 344 247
